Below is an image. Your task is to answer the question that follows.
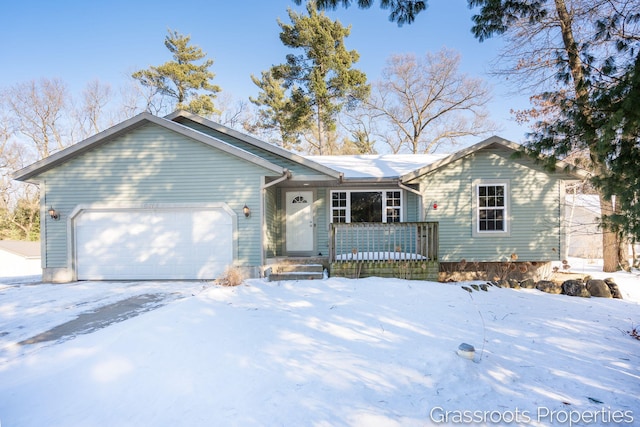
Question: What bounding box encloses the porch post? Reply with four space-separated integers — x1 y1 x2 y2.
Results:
260 176 267 270
398 182 424 221
260 170 291 271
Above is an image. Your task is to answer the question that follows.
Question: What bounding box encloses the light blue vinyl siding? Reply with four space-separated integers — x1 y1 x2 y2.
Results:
405 191 420 222
264 185 278 258
39 123 274 269
176 119 327 177
418 147 565 262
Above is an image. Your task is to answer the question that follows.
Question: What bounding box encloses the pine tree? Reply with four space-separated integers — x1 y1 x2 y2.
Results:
294 0 427 25
250 70 311 150
132 29 221 116
252 2 370 154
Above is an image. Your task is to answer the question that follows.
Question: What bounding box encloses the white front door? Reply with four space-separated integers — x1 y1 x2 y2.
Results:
286 191 314 253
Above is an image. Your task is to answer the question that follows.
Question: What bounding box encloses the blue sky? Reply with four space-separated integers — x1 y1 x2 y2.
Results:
3 0 532 144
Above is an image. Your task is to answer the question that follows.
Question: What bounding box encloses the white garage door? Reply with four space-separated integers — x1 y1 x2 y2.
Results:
75 207 234 280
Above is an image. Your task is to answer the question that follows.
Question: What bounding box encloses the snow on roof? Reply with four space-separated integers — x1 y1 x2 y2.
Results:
306 154 449 179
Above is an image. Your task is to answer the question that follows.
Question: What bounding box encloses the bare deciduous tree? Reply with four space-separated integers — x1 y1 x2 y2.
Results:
210 94 253 130
3 78 71 159
72 80 116 141
366 48 497 154
0 104 40 240
338 107 379 154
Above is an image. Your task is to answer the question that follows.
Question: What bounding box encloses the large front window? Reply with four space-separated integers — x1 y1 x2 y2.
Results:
331 190 402 223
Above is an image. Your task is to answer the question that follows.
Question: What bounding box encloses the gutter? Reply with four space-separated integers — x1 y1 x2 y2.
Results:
260 169 292 271
262 169 291 191
397 180 425 221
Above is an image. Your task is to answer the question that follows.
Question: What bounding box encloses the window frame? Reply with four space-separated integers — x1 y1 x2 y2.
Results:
472 180 510 237
330 189 403 223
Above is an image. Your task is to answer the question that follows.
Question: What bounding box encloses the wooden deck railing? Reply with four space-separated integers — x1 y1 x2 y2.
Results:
329 222 438 262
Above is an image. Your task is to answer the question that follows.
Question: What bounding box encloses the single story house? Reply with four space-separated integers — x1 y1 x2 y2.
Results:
0 240 42 277
13 111 586 283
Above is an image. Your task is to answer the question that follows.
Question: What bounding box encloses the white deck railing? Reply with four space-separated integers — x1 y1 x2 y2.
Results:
329 222 438 262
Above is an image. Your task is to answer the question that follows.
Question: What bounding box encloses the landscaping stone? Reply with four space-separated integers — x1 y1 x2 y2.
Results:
561 280 591 298
536 280 562 294
604 278 623 299
520 278 536 289
496 280 510 288
586 279 612 298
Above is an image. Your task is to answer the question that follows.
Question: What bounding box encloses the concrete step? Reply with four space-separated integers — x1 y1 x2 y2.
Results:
264 257 328 281
269 271 324 281
275 264 324 274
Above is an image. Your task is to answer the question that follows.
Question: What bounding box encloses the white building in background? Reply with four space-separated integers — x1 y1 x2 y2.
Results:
565 194 639 260
0 240 41 277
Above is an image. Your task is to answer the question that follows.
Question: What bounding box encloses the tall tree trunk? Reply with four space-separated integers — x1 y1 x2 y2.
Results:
554 0 589 107
317 104 324 155
618 237 630 272
555 0 617 272
615 198 631 271
600 195 619 272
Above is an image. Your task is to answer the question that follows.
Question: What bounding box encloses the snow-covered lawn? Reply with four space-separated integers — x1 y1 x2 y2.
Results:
0 261 639 426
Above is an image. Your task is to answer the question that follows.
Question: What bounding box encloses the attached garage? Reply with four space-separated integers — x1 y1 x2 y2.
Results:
73 205 235 280
12 111 312 282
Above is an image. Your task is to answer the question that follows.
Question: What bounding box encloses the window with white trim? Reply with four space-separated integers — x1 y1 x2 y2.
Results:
331 190 402 223
477 183 507 232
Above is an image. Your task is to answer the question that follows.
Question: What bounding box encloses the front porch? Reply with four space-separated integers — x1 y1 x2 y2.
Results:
262 182 440 281
263 222 439 281
329 222 439 280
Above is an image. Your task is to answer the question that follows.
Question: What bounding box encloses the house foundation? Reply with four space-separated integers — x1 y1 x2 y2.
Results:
330 260 440 281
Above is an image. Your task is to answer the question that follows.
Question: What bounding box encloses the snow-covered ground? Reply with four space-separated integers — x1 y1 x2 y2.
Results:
0 259 639 426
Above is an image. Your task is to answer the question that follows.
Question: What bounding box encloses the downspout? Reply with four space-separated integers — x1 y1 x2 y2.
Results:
260 169 291 271
397 180 424 221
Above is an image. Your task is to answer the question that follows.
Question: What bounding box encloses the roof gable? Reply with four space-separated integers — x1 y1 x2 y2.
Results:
13 112 287 182
401 136 589 182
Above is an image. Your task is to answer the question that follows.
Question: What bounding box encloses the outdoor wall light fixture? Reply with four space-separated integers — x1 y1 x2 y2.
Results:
48 206 60 220
243 204 251 218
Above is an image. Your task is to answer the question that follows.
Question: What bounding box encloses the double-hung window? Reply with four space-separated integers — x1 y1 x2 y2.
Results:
475 181 509 235
331 190 402 223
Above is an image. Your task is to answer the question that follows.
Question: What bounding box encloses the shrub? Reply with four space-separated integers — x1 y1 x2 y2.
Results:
218 266 245 287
